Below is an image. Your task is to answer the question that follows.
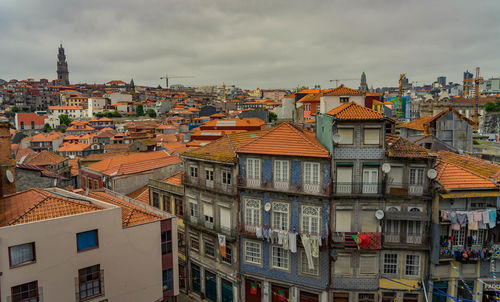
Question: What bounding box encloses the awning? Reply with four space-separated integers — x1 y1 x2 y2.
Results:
384 211 430 221
440 191 500 199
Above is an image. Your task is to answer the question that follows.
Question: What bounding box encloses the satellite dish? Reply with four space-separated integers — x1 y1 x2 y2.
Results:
5 170 14 183
264 203 271 212
427 169 438 179
382 163 391 174
375 210 385 220
333 133 341 144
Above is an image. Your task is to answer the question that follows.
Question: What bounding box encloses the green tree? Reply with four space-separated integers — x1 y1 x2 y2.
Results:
146 109 157 118
136 104 144 116
59 114 72 126
484 101 500 113
269 111 277 122
112 110 122 117
43 123 52 133
11 106 19 113
60 125 66 133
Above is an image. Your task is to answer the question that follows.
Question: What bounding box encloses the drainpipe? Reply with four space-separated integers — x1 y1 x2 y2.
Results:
328 119 335 302
236 158 243 302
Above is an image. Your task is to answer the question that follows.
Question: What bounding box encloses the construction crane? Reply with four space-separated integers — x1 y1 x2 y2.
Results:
215 82 235 100
329 78 358 87
160 74 194 89
472 67 483 131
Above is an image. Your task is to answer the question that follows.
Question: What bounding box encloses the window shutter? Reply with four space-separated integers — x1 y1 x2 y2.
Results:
360 210 377 232
388 166 403 184
220 207 231 229
338 128 353 144
337 167 352 183
359 255 377 274
334 255 351 274
364 128 380 144
335 210 352 232
203 204 213 217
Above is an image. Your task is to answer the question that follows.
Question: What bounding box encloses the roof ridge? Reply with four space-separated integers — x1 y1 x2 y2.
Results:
438 155 495 183
8 194 48 225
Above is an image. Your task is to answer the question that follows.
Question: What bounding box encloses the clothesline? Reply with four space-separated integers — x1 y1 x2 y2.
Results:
441 209 497 230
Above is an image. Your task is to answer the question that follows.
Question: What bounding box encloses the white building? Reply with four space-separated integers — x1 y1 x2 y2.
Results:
0 187 179 302
49 106 87 119
104 92 133 105
87 97 109 116
319 85 366 114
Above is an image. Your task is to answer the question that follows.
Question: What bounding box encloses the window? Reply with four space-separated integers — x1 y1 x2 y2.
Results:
362 167 379 194
404 254 420 277
340 97 349 103
190 165 198 178
385 220 400 234
272 246 289 270
246 158 261 183
388 166 404 186
245 199 261 226
20 121 24 130
304 162 320 192
335 209 352 232
301 205 321 235
94 180 99 189
203 203 214 224
174 198 183 217
470 230 485 246
382 292 396 302
152 192 160 208
222 171 231 185
205 168 214 186
31 121 35 129
178 231 185 253
220 207 231 230
245 241 262 265
334 253 352 275
9 242 35 268
338 128 354 144
76 230 98 252
190 234 199 251
452 229 466 247
336 166 353 193
359 254 377 275
363 128 380 145
78 264 102 301
360 209 378 232
189 200 198 218
11 281 38 302
274 160 289 187
222 245 232 264
383 253 398 274
359 293 375 302
162 195 169 212
409 168 424 185
162 231 172 255
272 202 289 230
205 240 215 257
300 249 319 276
162 269 173 292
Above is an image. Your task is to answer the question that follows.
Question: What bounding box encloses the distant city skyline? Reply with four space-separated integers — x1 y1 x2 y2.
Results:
1 0 499 89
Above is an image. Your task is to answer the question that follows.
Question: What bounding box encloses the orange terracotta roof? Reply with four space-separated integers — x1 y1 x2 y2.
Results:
23 150 66 166
297 93 321 103
30 132 64 142
68 158 80 176
126 186 150 205
437 150 500 183
322 85 365 96
88 191 160 226
385 135 432 158
183 130 269 162
49 106 83 110
237 122 330 158
326 102 384 120
58 142 91 152
397 116 434 131
160 171 184 187
201 118 266 128
435 158 497 191
0 188 102 227
15 147 36 163
16 113 47 126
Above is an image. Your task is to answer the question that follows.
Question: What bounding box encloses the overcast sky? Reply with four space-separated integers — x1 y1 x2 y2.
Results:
1 0 499 89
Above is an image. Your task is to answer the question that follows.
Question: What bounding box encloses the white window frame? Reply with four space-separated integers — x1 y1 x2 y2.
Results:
244 198 261 226
190 165 198 178
383 253 399 275
304 162 321 193
222 170 232 185
404 254 421 277
271 245 290 271
203 203 214 226
301 205 321 235
246 158 261 187
272 201 290 230
189 200 198 220
244 240 262 265
452 228 466 248
205 168 214 188
299 248 319 276
362 167 379 194
274 160 290 190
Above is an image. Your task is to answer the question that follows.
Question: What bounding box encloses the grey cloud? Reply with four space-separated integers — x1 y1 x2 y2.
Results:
0 0 499 89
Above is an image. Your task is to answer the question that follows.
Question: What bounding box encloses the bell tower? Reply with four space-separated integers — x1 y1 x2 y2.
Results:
57 44 70 86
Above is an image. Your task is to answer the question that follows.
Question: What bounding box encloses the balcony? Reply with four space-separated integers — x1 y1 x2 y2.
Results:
186 216 237 239
247 178 261 188
331 232 381 250
407 234 422 244
386 183 429 197
334 182 383 195
384 233 400 243
274 181 289 191
238 177 329 196
303 183 321 194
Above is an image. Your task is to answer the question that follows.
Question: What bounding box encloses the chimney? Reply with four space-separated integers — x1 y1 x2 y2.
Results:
0 121 16 197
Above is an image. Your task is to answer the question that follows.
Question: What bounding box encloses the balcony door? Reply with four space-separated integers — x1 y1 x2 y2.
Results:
362 168 378 194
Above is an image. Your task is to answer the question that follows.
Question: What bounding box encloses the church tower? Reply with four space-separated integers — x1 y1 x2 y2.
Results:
57 44 70 85
359 71 368 92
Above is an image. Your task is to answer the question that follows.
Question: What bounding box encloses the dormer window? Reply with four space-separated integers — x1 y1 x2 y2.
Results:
340 97 349 103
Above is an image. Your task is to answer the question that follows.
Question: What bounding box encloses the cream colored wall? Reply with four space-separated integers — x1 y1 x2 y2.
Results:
320 95 365 113
0 207 163 302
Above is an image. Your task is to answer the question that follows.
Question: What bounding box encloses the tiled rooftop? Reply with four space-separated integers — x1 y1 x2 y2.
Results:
397 116 434 131
437 150 500 183
237 122 330 158
326 102 384 120
322 85 365 96
126 186 150 205
385 135 432 158
0 188 102 227
23 150 66 166
160 171 184 187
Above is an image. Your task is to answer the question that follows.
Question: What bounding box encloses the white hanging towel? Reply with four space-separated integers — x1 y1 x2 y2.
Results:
301 234 314 270
288 231 297 253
